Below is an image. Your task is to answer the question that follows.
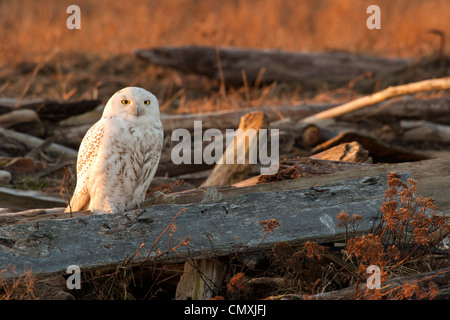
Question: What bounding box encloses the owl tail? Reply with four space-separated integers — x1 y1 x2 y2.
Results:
65 188 90 213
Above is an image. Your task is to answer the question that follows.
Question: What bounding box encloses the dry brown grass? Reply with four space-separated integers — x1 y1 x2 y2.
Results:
1 0 448 64
0 0 448 113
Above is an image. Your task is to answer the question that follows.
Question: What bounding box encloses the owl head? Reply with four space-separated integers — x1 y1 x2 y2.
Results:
102 87 160 123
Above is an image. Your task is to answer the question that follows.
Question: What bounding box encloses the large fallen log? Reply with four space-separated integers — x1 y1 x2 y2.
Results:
152 156 450 215
338 96 450 124
0 172 409 278
160 103 334 134
134 46 409 88
400 120 450 143
0 127 78 161
0 98 101 122
0 187 66 212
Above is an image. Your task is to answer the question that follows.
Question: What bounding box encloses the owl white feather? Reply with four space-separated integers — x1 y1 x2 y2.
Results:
66 87 164 214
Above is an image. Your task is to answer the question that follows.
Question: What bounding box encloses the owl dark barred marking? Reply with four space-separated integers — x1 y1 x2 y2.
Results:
66 87 164 214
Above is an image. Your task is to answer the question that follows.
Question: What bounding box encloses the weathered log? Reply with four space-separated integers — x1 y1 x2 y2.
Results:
310 141 372 163
0 157 45 177
0 98 101 122
270 119 324 148
233 157 374 188
152 156 450 214
52 103 334 151
175 258 227 300
200 111 269 187
0 207 69 225
4 156 450 226
0 187 66 212
51 124 91 149
135 46 409 88
0 109 41 129
301 77 450 126
302 267 450 300
0 172 409 278
311 130 428 163
339 96 450 124
159 103 335 134
0 127 77 160
175 113 271 298
400 120 450 143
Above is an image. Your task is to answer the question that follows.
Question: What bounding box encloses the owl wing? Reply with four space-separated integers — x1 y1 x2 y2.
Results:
65 121 105 212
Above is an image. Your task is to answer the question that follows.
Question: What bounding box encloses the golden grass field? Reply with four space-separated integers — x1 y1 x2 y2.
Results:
1 0 449 62
0 0 449 111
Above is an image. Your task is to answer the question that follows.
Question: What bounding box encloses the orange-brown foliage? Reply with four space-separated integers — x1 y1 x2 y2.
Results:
343 173 448 300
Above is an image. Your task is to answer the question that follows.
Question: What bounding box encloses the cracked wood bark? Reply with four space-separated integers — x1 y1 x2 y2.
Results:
0 172 407 279
134 46 409 88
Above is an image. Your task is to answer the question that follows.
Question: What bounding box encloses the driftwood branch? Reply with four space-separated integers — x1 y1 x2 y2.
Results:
301 77 450 126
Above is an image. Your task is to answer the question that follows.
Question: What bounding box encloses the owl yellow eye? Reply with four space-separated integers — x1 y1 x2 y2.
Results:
121 99 130 105
144 100 151 105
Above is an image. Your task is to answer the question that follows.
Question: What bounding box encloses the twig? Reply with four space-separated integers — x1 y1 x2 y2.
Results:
146 208 186 259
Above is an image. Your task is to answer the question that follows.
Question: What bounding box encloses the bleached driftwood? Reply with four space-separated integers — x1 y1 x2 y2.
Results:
200 111 269 187
401 120 450 143
310 141 372 163
0 127 77 160
301 77 450 126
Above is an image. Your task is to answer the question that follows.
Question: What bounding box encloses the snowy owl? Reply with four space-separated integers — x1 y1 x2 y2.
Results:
65 87 164 214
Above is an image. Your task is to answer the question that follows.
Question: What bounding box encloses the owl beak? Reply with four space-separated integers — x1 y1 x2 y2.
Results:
129 104 143 117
